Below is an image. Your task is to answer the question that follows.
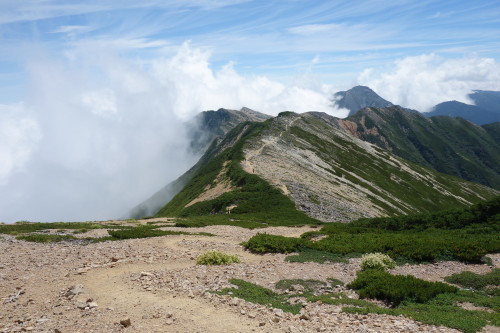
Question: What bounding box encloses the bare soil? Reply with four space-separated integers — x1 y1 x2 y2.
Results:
1 222 497 333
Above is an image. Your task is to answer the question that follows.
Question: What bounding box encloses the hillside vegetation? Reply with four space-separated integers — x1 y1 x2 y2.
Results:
156 121 319 227
339 106 500 189
243 196 500 263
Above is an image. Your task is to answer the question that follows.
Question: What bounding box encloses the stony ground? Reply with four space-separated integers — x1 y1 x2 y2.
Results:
1 221 498 333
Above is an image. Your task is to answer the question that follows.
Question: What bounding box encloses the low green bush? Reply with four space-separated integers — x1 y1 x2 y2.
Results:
444 269 500 291
360 253 396 271
242 233 305 254
348 269 458 306
196 251 240 265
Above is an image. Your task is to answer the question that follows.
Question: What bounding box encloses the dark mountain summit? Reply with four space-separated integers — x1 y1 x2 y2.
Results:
333 86 393 115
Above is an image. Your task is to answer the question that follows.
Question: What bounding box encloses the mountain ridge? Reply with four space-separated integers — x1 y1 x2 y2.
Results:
155 111 498 223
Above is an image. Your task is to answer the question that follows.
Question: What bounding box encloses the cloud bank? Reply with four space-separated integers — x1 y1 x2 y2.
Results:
358 54 500 111
0 42 341 223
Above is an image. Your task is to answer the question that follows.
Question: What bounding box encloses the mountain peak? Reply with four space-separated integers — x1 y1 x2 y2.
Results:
333 86 393 116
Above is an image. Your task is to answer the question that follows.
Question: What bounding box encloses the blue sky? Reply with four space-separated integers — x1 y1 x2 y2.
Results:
1 0 500 222
1 0 500 102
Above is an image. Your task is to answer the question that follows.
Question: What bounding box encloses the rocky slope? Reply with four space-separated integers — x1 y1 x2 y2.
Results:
157 112 498 222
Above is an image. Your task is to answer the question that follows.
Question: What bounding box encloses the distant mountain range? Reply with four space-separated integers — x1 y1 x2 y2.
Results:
335 86 500 125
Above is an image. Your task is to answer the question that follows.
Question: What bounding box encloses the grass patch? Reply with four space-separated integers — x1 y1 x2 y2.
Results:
275 279 326 296
445 269 500 291
285 248 354 264
107 226 214 239
308 293 374 307
0 222 104 235
216 279 302 314
16 234 79 243
344 302 498 333
327 278 345 286
196 251 240 265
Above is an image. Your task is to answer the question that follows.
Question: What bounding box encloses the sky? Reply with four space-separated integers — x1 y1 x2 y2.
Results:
1 0 500 222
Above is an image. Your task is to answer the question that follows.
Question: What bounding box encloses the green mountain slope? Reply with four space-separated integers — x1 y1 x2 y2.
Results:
156 112 498 223
129 107 270 218
338 106 500 190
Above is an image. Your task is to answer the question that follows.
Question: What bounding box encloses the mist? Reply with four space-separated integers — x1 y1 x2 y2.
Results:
0 42 343 223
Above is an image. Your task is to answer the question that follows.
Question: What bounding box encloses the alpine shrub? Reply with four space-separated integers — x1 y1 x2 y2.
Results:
242 233 305 254
348 269 458 306
360 253 396 271
196 251 240 265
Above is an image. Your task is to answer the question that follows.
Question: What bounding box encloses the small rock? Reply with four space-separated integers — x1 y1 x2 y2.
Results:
299 313 310 320
88 302 98 309
120 318 131 328
259 322 266 327
248 312 257 319
165 312 173 318
165 318 174 325
54 330 62 333
65 284 84 298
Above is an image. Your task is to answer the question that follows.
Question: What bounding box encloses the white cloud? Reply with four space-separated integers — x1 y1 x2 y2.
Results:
51 25 91 34
0 42 341 223
358 54 500 111
0 103 41 185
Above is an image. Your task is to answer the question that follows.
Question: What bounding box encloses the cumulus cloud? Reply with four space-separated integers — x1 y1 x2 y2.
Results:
358 54 500 111
0 42 340 223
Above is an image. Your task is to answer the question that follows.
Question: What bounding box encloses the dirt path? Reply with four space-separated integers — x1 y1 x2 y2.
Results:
242 117 298 196
2 224 494 332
